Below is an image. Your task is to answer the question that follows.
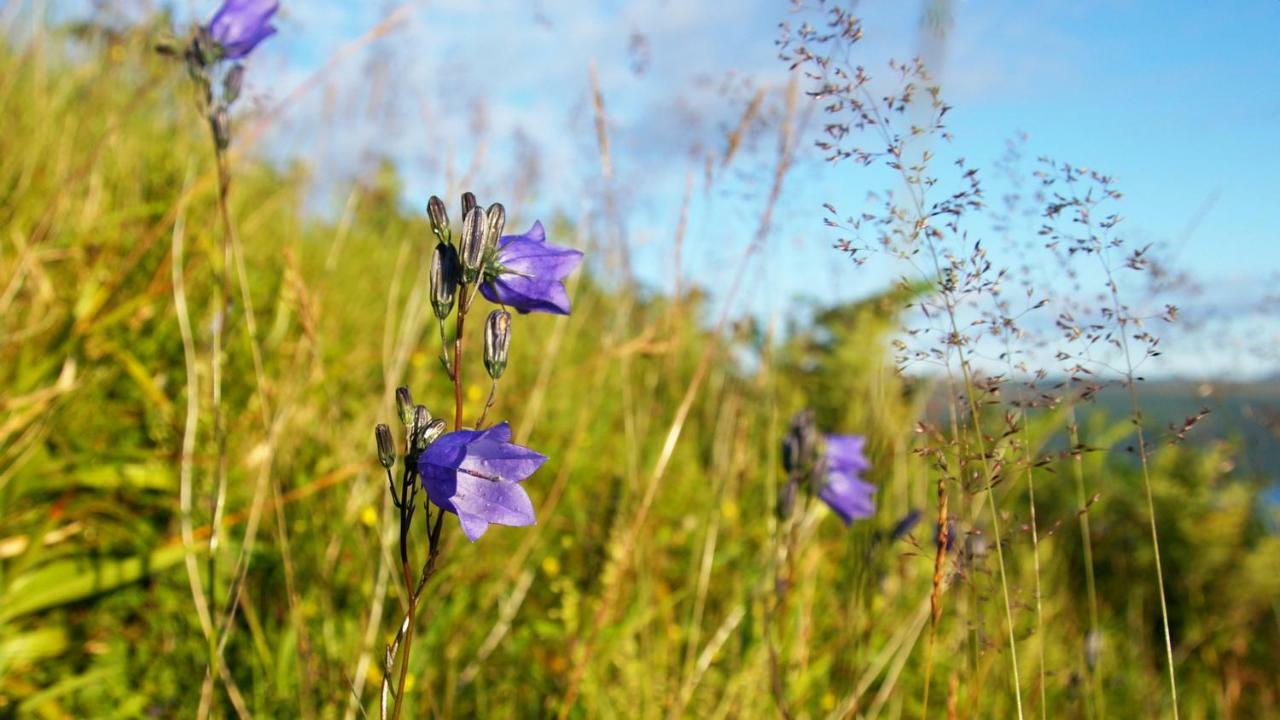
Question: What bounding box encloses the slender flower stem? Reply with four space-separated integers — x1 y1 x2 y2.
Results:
389 286 468 719
1080 191 1175 717
921 468 949 717
765 499 801 720
203 130 237 710
476 380 499 430
1066 401 1104 719
390 462 417 720
454 284 468 430
437 317 453 379
849 78 1025 717
1102 272 1179 719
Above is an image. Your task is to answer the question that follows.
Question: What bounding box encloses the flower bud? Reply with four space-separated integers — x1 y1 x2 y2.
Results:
483 202 506 258
375 423 395 468
191 27 217 68
484 309 512 379
461 191 478 219
459 206 488 283
223 64 245 105
417 412 448 450
395 386 414 426
781 410 818 477
430 243 459 319
427 195 450 243
210 107 231 150
415 418 447 451
410 405 432 450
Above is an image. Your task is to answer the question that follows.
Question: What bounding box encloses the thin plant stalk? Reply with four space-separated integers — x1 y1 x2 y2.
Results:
172 165 216 649
388 283 471 720
1066 400 1104 719
856 78 1025 716
1097 262 1179 718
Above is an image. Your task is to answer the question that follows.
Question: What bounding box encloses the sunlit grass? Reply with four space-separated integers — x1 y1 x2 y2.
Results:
0 14 1277 719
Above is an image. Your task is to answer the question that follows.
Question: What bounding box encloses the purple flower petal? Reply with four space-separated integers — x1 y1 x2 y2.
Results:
479 221 583 315
457 513 492 542
499 236 584 281
208 0 279 59
460 439 546 484
482 275 573 315
819 472 876 526
816 432 874 525
825 434 869 474
476 421 514 444
450 475 536 542
418 424 545 541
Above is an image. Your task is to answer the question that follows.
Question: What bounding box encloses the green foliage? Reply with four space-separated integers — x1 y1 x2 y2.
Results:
0 21 1276 720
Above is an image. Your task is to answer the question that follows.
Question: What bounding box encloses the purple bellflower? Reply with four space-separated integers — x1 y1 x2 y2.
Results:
818 434 875 525
479 221 583 315
418 422 545 541
207 0 279 59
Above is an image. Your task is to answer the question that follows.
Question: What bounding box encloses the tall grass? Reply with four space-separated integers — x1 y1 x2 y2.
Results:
1 9 1278 719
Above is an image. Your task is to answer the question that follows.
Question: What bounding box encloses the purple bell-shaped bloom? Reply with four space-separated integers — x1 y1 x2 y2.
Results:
418 422 544 541
480 221 583 315
818 434 875 525
207 0 279 59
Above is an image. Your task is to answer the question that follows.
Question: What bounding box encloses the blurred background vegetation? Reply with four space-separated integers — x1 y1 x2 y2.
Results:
1 9 1278 720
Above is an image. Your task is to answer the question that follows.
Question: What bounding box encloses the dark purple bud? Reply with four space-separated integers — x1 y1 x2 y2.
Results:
890 508 922 541
375 424 395 468
427 195 450 243
782 410 818 476
484 310 512 379
395 386 414 427
430 243 459 319
223 64 245 105
461 191 478 219
210 107 231 150
459 206 488 283
936 519 957 553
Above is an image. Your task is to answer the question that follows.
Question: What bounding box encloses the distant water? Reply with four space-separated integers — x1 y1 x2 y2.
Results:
927 378 1279 484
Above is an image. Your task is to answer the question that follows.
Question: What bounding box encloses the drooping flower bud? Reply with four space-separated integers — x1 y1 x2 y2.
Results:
483 202 506 259
223 64 245 105
781 410 819 478
484 309 512 379
395 387 414 426
210 107 231 150
427 195 450 244
430 243 459 319
459 206 488 283
415 418 447 451
461 191 478 219
375 424 395 468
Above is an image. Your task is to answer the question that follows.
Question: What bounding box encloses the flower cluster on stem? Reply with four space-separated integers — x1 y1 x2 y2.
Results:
375 191 581 719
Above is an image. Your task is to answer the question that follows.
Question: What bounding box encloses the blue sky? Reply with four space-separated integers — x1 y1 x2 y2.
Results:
44 0 1280 377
